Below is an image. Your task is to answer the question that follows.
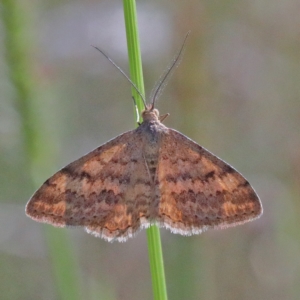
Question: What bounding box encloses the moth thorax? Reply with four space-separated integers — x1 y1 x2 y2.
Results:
142 108 160 122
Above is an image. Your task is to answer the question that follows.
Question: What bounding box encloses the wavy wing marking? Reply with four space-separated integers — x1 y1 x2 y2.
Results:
156 129 262 235
26 130 153 242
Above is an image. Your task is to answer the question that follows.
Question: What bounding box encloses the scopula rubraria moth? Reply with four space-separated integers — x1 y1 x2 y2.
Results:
25 38 262 242
26 105 262 242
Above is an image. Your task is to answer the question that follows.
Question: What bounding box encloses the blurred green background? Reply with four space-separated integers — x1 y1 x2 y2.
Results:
1 0 300 299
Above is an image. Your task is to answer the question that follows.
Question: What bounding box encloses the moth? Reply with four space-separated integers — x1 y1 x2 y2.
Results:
26 35 262 242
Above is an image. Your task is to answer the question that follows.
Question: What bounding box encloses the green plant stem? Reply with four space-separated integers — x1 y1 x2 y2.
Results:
1 0 38 164
1 1 80 299
122 1 168 299
122 0 145 120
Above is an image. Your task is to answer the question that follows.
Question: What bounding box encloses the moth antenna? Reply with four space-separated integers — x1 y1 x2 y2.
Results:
92 46 147 108
150 31 191 110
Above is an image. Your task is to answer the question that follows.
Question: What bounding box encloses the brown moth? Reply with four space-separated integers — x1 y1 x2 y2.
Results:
26 36 262 242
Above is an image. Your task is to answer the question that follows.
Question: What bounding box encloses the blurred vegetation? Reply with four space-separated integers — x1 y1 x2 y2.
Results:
1 0 300 299
1 0 81 299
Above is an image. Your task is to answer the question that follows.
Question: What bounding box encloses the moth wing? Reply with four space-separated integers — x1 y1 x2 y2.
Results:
26 130 153 242
156 128 262 235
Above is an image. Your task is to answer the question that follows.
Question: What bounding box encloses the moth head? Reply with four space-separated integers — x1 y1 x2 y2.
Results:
142 107 160 122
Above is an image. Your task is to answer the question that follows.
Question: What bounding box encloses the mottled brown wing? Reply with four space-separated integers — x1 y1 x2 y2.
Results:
26 130 153 242
156 129 262 235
